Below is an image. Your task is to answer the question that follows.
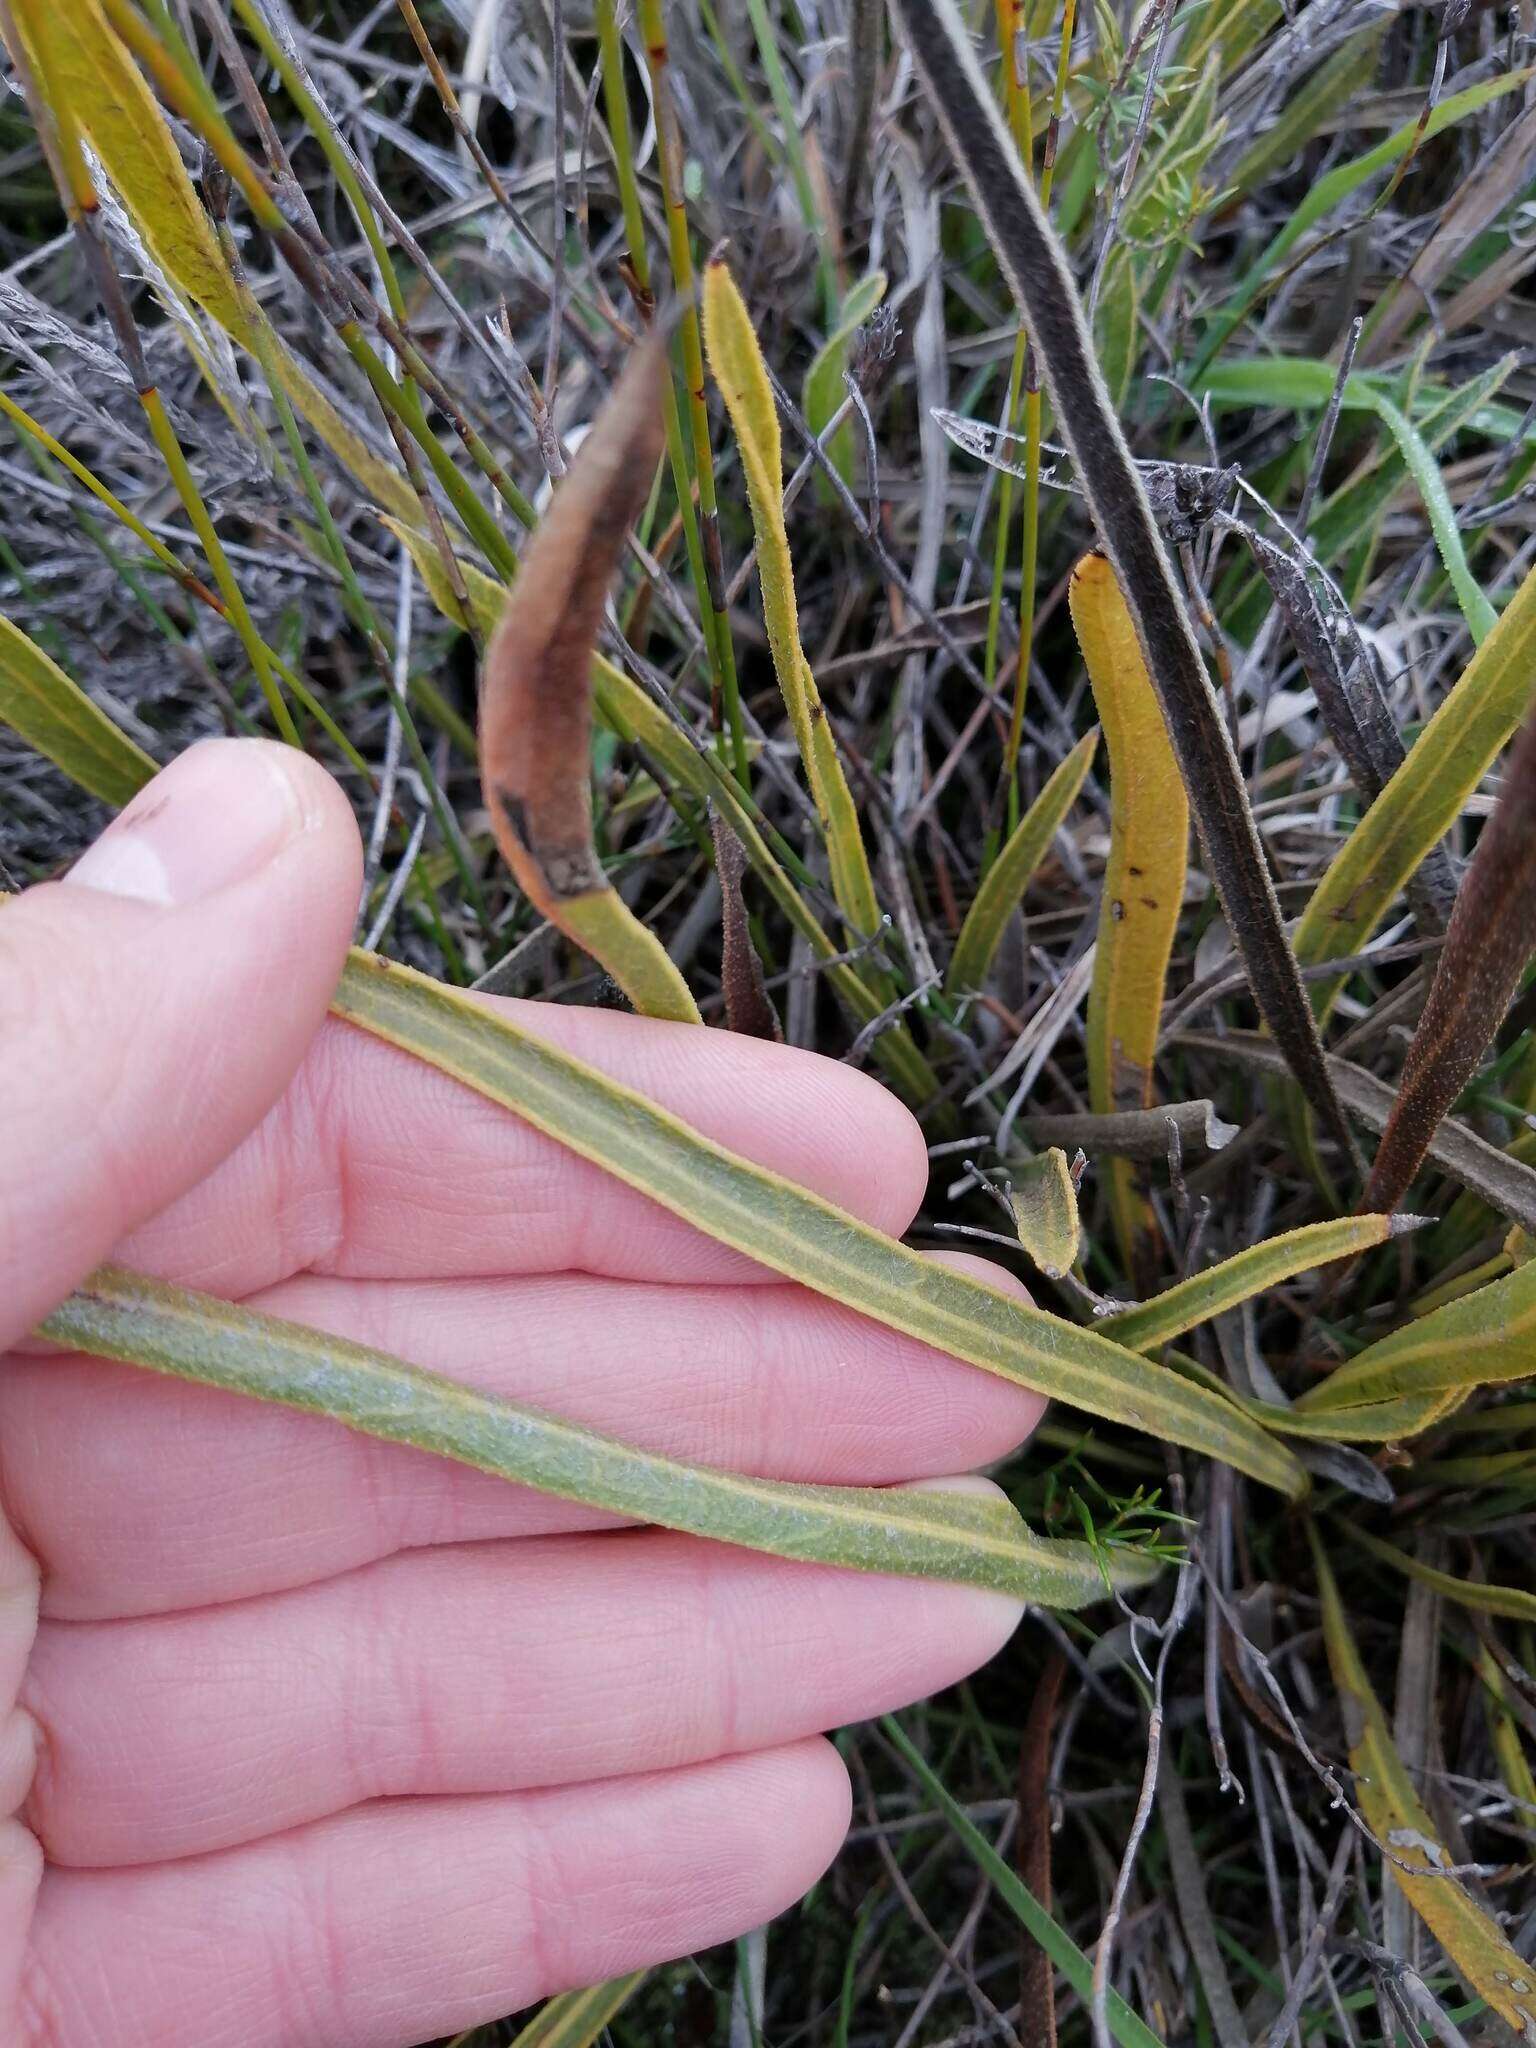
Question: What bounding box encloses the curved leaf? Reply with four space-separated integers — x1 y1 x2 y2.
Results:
1101 1215 1402 1355
1298 1255 1536 1413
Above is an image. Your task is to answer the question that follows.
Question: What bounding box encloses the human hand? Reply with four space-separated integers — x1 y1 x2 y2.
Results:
0 740 1042 2047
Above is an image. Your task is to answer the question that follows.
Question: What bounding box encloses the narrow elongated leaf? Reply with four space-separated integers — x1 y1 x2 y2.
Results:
331 949 1307 1496
1177 1029 1536 1234
1072 555 1187 1271
0 610 154 807
879 1717 1167 2048
1309 1527 1536 2039
479 337 700 1025
41 1266 1155 1609
1364 390 1496 643
702 260 882 952
1009 1149 1081 1282
1295 554 1536 1016
1367 705 1536 1215
947 729 1098 995
1100 1216 1403 1355
1298 1253 1536 1414
509 1975 648 2048
1347 1526 1536 1624
892 0 1356 1167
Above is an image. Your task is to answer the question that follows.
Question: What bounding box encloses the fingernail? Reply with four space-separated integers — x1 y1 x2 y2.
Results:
66 741 310 906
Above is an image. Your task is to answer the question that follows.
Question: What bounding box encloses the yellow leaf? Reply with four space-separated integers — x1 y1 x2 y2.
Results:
1009 1148 1081 1280
1070 553 1189 1271
702 260 882 951
331 948 1308 1497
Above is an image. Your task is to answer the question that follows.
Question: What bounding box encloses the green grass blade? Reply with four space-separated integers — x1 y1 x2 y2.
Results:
1189 68 1532 379
1362 391 1496 643
947 729 1097 995
1345 1525 1536 1624
331 950 1307 1497
879 1716 1167 2048
41 1266 1154 1609
0 610 155 807
1100 1216 1400 1355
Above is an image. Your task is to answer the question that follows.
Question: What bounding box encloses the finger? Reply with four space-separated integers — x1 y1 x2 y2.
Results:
108 992 931 1298
26 1517 1022 1865
6 1254 1042 1617
31 1743 851 2048
0 740 360 1346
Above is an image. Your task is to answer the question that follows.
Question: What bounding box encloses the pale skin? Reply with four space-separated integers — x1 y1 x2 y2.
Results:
0 739 1042 2046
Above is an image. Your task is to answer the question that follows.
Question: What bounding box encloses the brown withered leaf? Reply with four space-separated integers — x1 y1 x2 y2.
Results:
711 810 781 1041
1366 704 1536 1216
480 335 666 917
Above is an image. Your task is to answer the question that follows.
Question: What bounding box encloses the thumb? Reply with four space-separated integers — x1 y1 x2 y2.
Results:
0 738 362 1346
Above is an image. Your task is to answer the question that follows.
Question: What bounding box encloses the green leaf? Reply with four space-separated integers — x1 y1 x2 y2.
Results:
947 729 1097 995
879 1716 1168 2048
1297 1254 1536 1413
1100 1215 1401 1355
1346 1525 1536 1624
330 949 1307 1497
41 1265 1157 1609
1190 67 1533 378
802 269 886 499
1294 552 1536 1016
0 610 155 807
